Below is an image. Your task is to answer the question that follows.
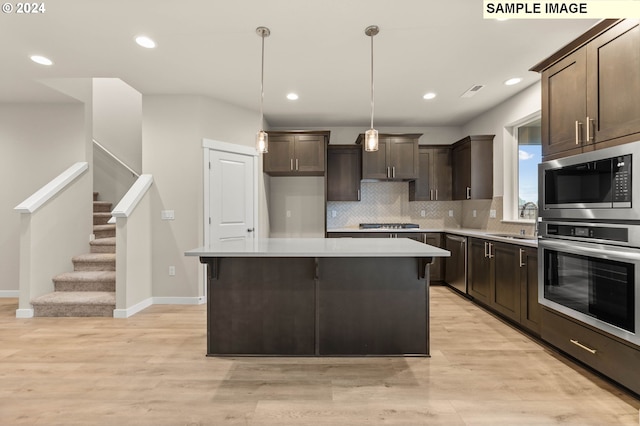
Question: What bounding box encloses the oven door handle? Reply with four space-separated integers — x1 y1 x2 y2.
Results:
539 237 640 261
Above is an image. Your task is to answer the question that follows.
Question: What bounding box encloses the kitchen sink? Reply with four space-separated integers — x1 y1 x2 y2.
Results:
487 233 536 240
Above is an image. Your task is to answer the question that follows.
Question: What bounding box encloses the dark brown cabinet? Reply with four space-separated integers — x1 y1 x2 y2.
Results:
535 19 640 159
356 134 420 180
327 231 443 282
409 146 452 201
468 238 540 335
327 145 361 201
263 131 329 176
451 135 493 200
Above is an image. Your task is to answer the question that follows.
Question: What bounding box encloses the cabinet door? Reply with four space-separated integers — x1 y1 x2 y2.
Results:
519 247 540 335
432 147 452 201
409 148 432 201
587 20 640 146
388 137 418 179
294 134 326 174
491 242 521 323
327 146 361 201
362 138 390 179
452 142 471 200
425 233 443 282
263 135 294 174
541 48 587 158
467 238 491 305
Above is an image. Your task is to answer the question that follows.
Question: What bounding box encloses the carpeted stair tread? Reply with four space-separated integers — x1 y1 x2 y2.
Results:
90 237 116 253
32 291 115 317
93 224 116 239
93 201 112 212
93 212 113 225
54 270 115 281
72 253 115 271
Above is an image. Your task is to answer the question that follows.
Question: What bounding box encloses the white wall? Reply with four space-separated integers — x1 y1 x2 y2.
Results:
142 95 262 299
462 81 542 197
0 103 89 294
93 79 142 205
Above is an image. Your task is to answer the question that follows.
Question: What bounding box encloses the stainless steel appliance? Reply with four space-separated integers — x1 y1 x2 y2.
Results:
539 141 636 221
539 220 640 346
359 223 419 229
444 234 467 295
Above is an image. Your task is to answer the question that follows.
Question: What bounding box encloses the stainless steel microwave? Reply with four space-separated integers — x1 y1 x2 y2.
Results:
539 142 637 221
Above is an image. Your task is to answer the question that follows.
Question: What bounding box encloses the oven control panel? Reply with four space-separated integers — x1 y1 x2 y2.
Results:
545 223 628 243
613 154 632 203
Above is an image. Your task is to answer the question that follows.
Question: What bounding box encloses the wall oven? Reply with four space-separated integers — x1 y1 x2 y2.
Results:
539 141 637 221
539 221 640 346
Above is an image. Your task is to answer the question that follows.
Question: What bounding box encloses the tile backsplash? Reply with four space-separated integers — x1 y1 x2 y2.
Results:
326 181 536 235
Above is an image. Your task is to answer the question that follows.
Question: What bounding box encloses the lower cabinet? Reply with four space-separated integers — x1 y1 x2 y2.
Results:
468 238 540 335
327 232 443 283
542 307 640 395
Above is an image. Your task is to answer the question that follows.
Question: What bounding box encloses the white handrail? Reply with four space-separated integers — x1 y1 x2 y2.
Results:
111 174 153 218
93 139 140 178
14 162 89 214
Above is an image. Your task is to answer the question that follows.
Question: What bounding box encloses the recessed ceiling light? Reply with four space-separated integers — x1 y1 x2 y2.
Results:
30 55 53 66
423 92 437 100
504 77 522 86
286 93 299 100
135 36 156 49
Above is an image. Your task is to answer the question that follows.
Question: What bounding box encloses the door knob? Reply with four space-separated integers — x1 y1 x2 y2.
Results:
247 228 254 233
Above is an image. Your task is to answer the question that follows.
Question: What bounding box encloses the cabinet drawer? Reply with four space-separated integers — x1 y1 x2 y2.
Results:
541 308 640 395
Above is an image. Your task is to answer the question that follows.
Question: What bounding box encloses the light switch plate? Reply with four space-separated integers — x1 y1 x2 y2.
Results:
448 210 454 217
331 210 337 218
473 210 477 218
421 210 426 217
161 210 175 220
490 209 496 218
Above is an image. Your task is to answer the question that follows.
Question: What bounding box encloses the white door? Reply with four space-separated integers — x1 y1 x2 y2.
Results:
208 148 256 243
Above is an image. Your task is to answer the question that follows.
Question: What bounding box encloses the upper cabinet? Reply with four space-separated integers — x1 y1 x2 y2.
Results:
451 135 494 200
263 131 330 176
409 146 452 201
356 133 420 180
533 19 640 160
327 145 362 201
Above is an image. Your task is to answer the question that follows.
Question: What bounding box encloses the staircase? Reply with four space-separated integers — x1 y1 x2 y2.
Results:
31 193 116 317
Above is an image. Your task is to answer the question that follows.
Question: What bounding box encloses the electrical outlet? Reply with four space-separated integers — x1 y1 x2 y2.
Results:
420 210 426 217
169 266 175 276
286 210 292 218
161 210 175 220
331 210 337 218
490 209 496 218
448 210 454 217
473 210 477 218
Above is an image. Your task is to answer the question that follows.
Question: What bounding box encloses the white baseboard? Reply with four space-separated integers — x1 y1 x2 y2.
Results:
16 308 34 318
153 296 206 305
0 290 19 298
113 297 153 319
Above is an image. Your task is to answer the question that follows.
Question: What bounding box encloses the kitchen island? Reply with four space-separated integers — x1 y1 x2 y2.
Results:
185 238 449 356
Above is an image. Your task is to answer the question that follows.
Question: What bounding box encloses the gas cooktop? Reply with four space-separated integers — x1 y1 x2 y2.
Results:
359 223 420 229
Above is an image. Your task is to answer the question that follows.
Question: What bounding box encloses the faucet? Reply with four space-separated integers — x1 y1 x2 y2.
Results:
520 202 538 219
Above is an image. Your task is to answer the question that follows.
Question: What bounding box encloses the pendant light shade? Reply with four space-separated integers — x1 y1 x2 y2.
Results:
364 25 379 152
256 26 270 154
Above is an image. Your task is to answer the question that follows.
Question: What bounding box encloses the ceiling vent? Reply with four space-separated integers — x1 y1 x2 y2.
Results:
460 84 485 98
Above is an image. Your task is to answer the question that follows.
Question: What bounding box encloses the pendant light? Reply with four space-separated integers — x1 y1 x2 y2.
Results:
256 26 270 153
364 25 379 152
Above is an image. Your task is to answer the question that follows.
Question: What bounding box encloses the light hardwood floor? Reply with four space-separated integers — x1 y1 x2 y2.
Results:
1 286 638 425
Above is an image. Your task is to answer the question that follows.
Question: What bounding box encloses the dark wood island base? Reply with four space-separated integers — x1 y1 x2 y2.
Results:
200 256 432 356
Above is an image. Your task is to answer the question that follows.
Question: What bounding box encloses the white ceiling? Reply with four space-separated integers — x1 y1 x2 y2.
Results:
0 1 598 127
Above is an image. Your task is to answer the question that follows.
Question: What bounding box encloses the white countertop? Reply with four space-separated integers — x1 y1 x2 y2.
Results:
327 227 538 248
185 237 450 258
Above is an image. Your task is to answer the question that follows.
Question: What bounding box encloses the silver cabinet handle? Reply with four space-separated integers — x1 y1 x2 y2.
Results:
586 116 593 142
575 120 582 145
488 242 494 259
387 167 390 178
423 234 427 244
357 189 361 201
430 189 434 200
392 166 396 178
295 159 299 171
519 248 525 267
435 189 438 201
290 159 294 171
484 241 489 258
466 187 471 199
570 339 597 354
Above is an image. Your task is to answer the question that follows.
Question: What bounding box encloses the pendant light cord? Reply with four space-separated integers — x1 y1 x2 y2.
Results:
370 31 374 130
260 32 265 127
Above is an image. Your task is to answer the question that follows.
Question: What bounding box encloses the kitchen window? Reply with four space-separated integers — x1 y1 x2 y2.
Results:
517 118 541 220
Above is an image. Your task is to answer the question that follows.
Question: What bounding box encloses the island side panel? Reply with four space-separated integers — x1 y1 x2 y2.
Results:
317 257 429 356
206 257 316 355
